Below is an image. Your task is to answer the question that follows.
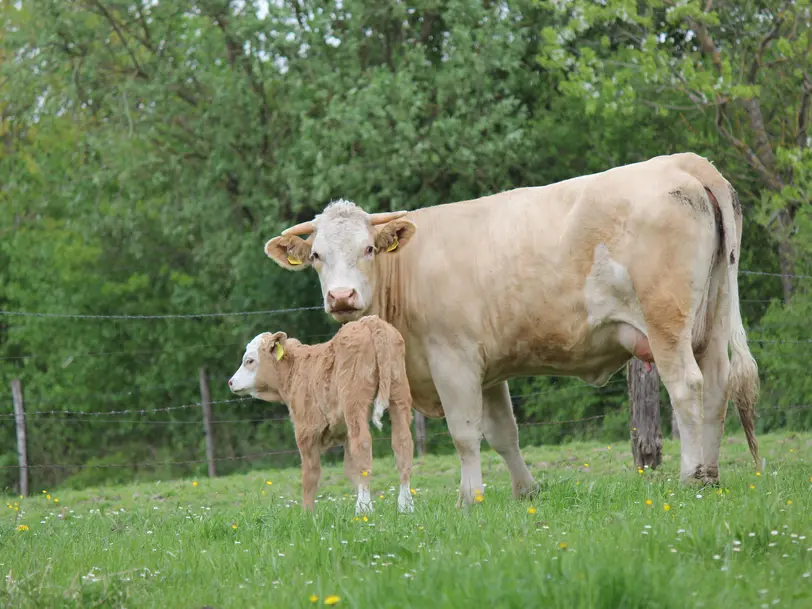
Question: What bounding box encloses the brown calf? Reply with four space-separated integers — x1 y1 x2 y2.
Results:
228 315 415 514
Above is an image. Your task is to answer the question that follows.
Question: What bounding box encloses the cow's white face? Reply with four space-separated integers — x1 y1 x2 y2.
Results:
264 200 416 323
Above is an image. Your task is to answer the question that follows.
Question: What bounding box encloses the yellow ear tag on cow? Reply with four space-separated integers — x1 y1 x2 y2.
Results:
286 254 302 266
386 237 399 252
274 343 285 361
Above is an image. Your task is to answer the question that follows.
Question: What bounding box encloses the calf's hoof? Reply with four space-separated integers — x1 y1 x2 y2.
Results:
354 500 374 516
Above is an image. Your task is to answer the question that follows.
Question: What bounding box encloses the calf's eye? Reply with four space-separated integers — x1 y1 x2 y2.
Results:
310 252 321 262
365 246 374 256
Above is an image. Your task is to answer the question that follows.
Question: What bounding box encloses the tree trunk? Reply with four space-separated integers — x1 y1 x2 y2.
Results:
628 360 662 470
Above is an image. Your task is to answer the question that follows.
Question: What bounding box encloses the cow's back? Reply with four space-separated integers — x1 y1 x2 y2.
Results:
373 152 724 386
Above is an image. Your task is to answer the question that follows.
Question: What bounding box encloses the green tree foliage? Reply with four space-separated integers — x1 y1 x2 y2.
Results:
0 0 805 491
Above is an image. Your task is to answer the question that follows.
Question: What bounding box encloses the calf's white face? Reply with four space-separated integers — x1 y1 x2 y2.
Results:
264 200 416 323
228 332 288 402
228 334 265 397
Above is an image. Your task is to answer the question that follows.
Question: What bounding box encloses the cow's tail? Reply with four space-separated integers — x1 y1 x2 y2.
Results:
692 156 760 468
367 317 392 431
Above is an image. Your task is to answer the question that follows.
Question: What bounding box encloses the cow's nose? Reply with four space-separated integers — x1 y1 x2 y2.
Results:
327 288 356 303
228 378 233 388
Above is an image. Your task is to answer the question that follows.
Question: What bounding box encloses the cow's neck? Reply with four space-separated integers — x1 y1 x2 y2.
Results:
371 252 409 328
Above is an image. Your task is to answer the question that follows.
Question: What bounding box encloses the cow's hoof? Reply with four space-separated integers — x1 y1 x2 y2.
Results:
515 480 542 501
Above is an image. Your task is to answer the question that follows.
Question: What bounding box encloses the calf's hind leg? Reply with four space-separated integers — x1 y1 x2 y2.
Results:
344 399 375 514
389 375 415 513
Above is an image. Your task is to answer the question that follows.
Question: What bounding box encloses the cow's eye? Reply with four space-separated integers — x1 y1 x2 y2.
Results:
245 358 254 365
310 251 321 262
365 245 374 256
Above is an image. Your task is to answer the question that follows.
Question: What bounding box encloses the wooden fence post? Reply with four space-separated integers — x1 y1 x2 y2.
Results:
627 360 662 470
413 411 426 457
11 379 28 497
199 367 216 477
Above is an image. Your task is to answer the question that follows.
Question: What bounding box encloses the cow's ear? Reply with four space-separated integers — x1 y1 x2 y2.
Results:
374 219 416 254
264 235 312 271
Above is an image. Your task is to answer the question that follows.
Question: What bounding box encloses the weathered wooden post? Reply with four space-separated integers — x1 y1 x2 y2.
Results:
11 379 28 497
627 360 662 470
199 367 216 477
414 411 426 457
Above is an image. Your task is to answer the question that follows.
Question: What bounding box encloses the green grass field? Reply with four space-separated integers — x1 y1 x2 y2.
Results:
2 432 810 609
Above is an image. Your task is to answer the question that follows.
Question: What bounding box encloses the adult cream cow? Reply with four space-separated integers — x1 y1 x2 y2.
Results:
264 152 760 506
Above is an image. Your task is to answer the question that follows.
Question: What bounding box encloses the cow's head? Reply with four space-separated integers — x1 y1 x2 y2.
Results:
228 331 294 402
264 200 416 322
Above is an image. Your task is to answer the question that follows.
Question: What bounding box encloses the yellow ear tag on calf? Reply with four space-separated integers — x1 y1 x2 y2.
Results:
274 343 285 361
386 237 399 252
286 254 302 265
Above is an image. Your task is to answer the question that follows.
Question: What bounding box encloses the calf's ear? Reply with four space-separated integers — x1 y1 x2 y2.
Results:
264 235 313 271
374 219 416 254
264 331 289 361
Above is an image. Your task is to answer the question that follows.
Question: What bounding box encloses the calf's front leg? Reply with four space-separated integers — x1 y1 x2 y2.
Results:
297 435 322 512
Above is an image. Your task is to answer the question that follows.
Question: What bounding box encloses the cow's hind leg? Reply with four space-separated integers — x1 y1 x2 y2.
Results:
696 323 731 485
427 346 484 508
389 377 415 513
482 382 538 500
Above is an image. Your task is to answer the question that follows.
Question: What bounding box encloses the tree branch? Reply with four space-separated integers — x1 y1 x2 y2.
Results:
748 17 784 84
714 103 784 191
799 71 811 150
86 0 148 78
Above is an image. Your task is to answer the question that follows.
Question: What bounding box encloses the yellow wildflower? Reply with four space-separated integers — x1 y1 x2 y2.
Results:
379 495 384 499
54 498 59 504
638 468 644 474
558 542 567 550
16 524 29 532
361 471 369 477
324 595 341 605
583 463 589 468
192 481 199 487
261 490 266 496
410 488 416 495
756 472 761 477
749 484 756 489
266 480 273 486
528 506 537 515
46 494 51 500
363 516 368 522
232 523 238 530
787 500 793 505
664 504 671 512
41 490 47 494
474 491 484 503
645 499 653 506
309 595 319 603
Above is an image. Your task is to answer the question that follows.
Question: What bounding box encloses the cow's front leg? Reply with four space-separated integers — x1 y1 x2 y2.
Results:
427 345 484 508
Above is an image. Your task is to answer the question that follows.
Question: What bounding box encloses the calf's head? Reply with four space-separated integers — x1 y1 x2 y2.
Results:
228 331 294 402
264 199 416 322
